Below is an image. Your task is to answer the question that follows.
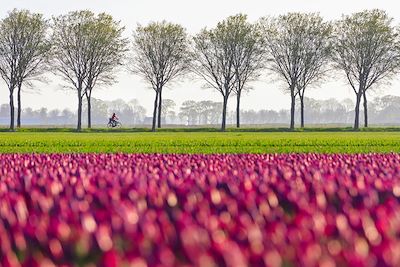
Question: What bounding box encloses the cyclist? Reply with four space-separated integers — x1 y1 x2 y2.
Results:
109 113 119 126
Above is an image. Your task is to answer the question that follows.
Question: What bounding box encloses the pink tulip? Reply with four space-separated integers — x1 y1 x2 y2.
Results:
1 153 400 265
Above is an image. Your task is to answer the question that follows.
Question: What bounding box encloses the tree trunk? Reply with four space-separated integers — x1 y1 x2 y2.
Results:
363 92 368 128
87 94 92 129
300 95 305 128
9 90 14 131
221 95 228 132
152 90 159 132
77 92 82 131
17 84 22 128
353 91 362 130
157 89 162 128
236 93 241 128
290 88 295 130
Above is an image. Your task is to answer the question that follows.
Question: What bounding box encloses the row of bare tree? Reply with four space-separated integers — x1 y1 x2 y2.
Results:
1 9 399 131
132 10 400 131
0 10 127 131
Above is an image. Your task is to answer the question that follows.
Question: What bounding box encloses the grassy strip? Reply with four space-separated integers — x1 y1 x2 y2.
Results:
0 132 399 153
2 126 400 133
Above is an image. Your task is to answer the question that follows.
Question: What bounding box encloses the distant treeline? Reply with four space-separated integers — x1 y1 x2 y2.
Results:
1 95 399 126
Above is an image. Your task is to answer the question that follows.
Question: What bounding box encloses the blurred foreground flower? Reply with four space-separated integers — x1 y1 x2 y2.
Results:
0 153 400 266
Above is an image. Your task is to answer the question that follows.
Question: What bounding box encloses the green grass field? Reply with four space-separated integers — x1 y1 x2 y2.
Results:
0 130 400 153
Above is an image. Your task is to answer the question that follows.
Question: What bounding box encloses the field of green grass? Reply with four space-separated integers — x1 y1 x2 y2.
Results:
0 130 400 153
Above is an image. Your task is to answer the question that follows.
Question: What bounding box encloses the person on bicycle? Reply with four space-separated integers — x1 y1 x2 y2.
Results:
109 113 119 126
111 113 118 122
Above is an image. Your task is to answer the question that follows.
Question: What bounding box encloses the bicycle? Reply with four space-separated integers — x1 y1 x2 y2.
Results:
107 120 122 128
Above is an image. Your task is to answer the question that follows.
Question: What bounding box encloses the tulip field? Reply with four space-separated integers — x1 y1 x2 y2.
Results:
2 153 400 266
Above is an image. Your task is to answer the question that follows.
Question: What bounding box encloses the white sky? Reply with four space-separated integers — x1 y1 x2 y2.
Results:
1 0 400 115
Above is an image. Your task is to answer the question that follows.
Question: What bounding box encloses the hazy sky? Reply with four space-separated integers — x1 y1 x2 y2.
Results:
1 0 400 115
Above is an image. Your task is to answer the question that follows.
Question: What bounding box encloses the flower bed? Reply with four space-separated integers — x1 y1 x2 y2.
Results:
1 154 400 266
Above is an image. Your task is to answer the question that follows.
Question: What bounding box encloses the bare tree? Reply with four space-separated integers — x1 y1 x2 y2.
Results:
260 13 309 130
52 11 95 131
231 14 265 128
83 14 128 128
0 9 51 130
161 99 176 123
131 21 190 132
192 17 240 131
294 14 332 128
332 9 400 129
179 100 199 125
128 99 147 125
